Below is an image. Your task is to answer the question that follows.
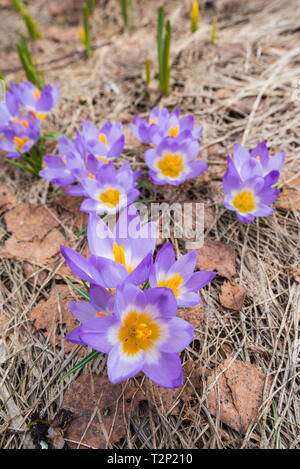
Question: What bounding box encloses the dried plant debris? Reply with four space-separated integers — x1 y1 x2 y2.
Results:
194 241 237 280
206 357 273 434
277 174 300 211
219 281 247 311
4 203 58 241
30 284 80 353
146 360 200 416
0 183 18 215
60 374 144 449
47 409 74 450
177 302 205 329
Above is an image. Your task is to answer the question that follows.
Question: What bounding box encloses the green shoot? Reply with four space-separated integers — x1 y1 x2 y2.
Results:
211 16 217 44
157 4 165 91
86 0 96 14
10 0 41 41
145 57 151 85
10 0 23 12
66 277 90 301
120 0 128 30
16 34 44 88
80 1 92 58
157 6 172 96
162 19 171 96
120 0 134 30
21 9 41 41
191 1 199 34
58 350 100 381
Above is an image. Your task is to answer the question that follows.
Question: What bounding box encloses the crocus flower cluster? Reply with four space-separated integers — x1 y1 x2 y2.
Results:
0 81 58 159
130 107 208 185
223 142 285 223
62 205 216 388
40 121 141 215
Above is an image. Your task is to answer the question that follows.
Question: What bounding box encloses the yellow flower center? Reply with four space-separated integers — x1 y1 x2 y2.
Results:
232 191 256 213
96 156 109 164
32 110 46 122
13 136 29 152
12 118 28 129
62 155 67 164
169 125 179 137
256 155 260 162
99 188 121 209
158 273 183 298
88 173 95 179
99 133 107 145
112 242 133 274
33 88 40 100
150 119 158 125
157 154 184 178
118 311 161 355
96 311 106 317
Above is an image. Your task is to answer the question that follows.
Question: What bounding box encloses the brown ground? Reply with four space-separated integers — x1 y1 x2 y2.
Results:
0 0 299 449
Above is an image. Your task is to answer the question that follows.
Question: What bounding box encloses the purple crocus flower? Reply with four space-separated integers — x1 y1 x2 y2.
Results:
60 205 156 289
65 284 115 345
130 107 203 147
77 283 194 388
0 112 41 159
149 242 216 307
228 142 285 187
12 81 59 122
144 137 207 185
0 89 21 132
39 134 86 186
223 173 279 223
80 120 125 163
80 161 141 215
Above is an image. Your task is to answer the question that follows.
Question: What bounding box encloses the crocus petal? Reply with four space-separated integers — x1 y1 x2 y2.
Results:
79 316 120 353
251 141 269 168
266 152 285 173
252 204 274 217
107 344 145 384
89 284 114 312
241 158 263 180
142 352 183 389
158 317 194 353
168 250 197 280
182 270 217 291
176 292 202 307
60 245 95 283
65 326 86 345
233 143 250 174
126 251 153 286
142 287 178 319
150 242 175 285
68 301 97 323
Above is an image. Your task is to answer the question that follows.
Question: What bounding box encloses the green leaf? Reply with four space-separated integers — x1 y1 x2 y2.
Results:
76 225 87 237
66 277 90 301
6 158 39 177
40 132 66 140
145 57 151 85
162 20 171 96
157 5 165 90
120 0 128 30
83 2 92 58
21 9 41 41
58 350 100 381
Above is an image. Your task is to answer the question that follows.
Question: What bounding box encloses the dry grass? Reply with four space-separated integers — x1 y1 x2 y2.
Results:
0 0 299 449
